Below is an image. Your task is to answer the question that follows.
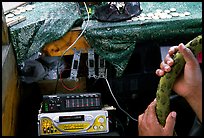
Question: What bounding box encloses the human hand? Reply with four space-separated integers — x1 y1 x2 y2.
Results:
155 43 202 99
138 99 176 136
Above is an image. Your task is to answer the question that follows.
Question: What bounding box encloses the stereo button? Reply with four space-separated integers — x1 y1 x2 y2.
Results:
86 116 93 121
98 117 104 123
93 125 98 130
43 128 46 133
99 125 104 129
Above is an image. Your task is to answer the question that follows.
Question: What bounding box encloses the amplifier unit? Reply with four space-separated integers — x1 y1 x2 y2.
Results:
38 110 109 136
41 93 102 113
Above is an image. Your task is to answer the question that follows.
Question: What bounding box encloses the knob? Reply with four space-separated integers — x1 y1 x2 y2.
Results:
98 117 104 123
99 125 104 129
93 125 98 130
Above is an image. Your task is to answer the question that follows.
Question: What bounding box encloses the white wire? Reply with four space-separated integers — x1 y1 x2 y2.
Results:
105 78 138 122
61 2 89 57
55 2 89 93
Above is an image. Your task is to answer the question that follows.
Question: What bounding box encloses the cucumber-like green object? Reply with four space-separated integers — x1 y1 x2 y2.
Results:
155 35 202 127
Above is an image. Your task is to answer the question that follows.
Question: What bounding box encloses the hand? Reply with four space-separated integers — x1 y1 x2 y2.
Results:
155 43 202 122
155 43 202 99
138 99 176 136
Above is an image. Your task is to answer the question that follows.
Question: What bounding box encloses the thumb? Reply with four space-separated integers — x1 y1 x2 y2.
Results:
178 43 198 65
164 111 177 134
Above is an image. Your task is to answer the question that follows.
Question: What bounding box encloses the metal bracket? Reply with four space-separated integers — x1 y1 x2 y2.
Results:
98 56 107 79
69 49 81 81
88 48 96 79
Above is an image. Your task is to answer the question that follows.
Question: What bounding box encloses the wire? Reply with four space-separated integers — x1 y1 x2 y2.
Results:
105 78 138 122
61 3 90 58
54 2 90 93
60 69 80 91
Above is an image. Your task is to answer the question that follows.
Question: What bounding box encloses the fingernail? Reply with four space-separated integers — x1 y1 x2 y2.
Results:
165 66 169 71
171 112 177 118
167 61 171 65
159 70 163 76
156 69 159 74
179 43 186 50
179 43 184 46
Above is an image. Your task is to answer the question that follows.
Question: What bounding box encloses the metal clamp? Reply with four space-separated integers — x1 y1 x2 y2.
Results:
98 56 107 79
88 48 96 79
69 48 81 81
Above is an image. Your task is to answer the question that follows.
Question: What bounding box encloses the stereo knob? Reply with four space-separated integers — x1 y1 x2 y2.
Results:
98 117 104 123
99 125 104 129
93 125 98 130
43 128 46 133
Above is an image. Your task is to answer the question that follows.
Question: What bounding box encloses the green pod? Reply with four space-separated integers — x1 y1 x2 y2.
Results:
155 35 202 127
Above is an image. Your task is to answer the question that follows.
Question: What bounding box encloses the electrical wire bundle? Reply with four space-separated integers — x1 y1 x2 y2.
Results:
54 2 138 123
